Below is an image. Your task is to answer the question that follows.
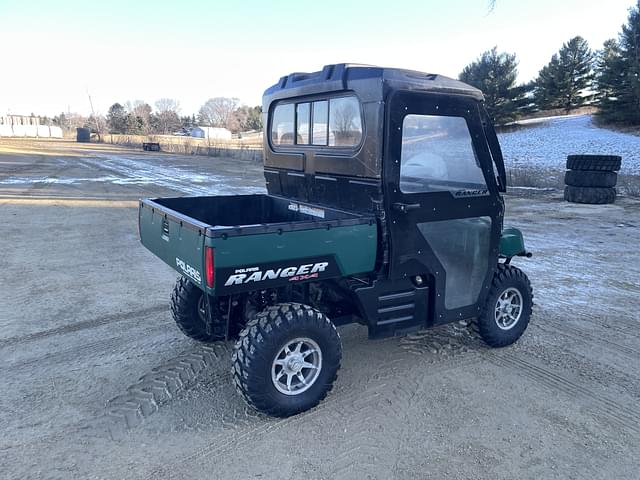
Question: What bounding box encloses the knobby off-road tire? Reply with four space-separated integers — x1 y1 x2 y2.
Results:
564 186 616 204
231 303 342 417
474 264 533 348
170 277 226 342
564 170 617 188
566 154 621 172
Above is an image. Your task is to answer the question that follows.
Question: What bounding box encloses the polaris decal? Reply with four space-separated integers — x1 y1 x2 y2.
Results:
176 257 202 283
216 256 340 293
288 202 326 218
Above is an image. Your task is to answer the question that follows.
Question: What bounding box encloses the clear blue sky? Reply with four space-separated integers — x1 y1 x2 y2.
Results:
0 0 635 117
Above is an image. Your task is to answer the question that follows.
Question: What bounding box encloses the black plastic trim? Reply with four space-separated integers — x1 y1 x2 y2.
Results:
140 195 376 240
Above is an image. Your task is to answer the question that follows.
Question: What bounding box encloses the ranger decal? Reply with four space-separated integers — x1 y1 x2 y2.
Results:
453 189 489 198
224 262 329 286
215 255 341 293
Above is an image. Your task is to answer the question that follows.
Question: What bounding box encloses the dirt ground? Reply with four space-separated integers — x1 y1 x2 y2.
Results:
1 138 639 480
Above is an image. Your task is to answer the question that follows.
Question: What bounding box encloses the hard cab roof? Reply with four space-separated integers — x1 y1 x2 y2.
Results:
262 63 484 107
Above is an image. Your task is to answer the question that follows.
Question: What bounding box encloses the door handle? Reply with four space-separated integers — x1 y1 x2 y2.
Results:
392 202 421 213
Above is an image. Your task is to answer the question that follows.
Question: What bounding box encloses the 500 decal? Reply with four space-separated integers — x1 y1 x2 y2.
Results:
176 257 202 283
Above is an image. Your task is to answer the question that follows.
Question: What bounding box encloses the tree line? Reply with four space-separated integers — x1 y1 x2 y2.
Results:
51 1 639 135
460 0 640 125
52 97 262 136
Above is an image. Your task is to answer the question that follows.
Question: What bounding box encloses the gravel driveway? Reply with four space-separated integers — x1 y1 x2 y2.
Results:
1 139 638 479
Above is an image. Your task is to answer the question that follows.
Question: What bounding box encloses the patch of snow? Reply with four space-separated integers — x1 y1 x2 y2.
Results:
78 154 264 195
0 152 266 196
510 113 586 126
498 115 640 175
0 176 120 185
508 186 555 191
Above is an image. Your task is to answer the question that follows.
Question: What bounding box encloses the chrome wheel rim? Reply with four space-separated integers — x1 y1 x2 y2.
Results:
494 287 523 330
271 337 322 396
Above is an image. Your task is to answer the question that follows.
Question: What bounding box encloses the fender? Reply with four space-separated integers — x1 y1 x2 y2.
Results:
499 227 529 258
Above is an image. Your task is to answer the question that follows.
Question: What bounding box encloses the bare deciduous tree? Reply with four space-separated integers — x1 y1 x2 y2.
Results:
154 98 181 134
233 105 263 132
126 100 153 134
155 98 181 114
198 97 240 129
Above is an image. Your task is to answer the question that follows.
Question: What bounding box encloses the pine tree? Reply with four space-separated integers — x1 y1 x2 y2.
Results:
595 39 625 122
459 47 528 125
534 36 594 113
596 1 640 124
106 103 128 134
533 54 562 110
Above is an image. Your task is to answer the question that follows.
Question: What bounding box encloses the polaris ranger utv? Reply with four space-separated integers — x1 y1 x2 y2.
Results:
139 64 533 417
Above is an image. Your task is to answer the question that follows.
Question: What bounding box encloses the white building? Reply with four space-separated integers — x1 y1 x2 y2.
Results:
0 115 63 138
189 126 232 140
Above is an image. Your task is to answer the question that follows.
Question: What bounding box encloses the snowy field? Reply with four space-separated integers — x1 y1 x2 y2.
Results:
498 115 640 175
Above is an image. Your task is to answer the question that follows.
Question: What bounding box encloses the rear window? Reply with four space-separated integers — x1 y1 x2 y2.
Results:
270 95 362 149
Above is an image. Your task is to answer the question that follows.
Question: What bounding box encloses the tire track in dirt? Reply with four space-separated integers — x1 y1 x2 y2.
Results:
148 350 482 480
1 282 33 316
96 342 232 440
327 378 421 479
2 322 172 372
97 323 480 449
398 322 480 356
534 302 640 339
490 351 640 436
0 305 167 349
538 319 640 360
574 315 640 339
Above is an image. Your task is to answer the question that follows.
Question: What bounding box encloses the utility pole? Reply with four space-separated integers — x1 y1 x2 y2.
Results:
87 90 102 142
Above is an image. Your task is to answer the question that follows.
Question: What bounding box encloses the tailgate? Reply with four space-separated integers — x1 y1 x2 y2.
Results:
138 199 207 288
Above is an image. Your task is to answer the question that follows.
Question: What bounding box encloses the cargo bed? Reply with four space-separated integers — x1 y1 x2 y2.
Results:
139 194 378 294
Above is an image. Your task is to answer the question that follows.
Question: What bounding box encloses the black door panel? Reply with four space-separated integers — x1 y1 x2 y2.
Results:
384 91 503 325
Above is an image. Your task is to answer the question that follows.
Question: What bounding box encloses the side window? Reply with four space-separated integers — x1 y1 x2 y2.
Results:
312 101 328 146
329 97 363 147
271 104 294 146
400 115 487 194
296 103 310 145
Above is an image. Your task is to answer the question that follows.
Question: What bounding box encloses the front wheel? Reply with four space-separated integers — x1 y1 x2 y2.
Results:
474 264 533 348
231 303 342 417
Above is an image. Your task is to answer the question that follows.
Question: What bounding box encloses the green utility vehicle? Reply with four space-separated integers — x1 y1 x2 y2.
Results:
139 64 533 417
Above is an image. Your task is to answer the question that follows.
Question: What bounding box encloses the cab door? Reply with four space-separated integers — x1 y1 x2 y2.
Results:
384 91 503 325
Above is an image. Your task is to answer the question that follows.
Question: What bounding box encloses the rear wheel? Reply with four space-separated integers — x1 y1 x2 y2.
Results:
170 277 226 342
474 265 533 348
231 303 342 417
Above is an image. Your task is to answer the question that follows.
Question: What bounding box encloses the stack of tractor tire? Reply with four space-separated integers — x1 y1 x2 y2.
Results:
564 155 621 205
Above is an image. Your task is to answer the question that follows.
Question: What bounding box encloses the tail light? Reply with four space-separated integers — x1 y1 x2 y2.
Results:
205 247 215 288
